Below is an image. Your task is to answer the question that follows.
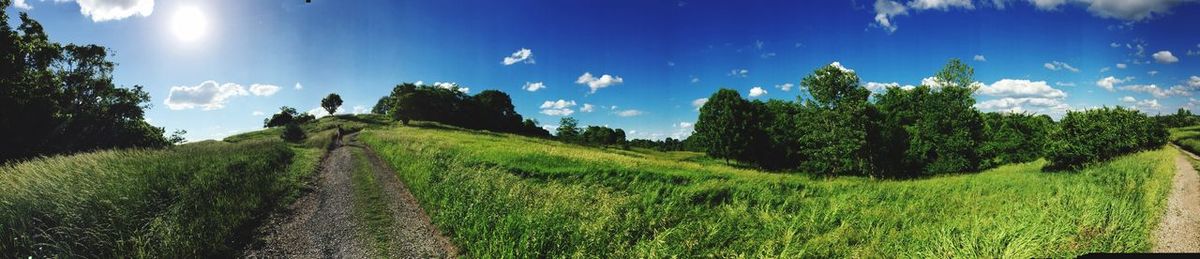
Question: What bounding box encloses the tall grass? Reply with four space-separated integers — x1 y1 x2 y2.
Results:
0 140 301 257
1170 126 1200 155
361 125 1175 257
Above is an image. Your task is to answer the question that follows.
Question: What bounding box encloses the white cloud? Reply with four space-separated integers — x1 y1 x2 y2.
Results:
1148 70 1159 76
692 98 708 110
248 84 280 96
502 48 534 65
434 81 469 93
1189 75 1200 87
728 68 749 77
523 81 546 92
690 76 701 84
830 61 855 73
164 81 248 110
294 82 303 90
1116 63 1128 69
678 121 694 129
1122 96 1137 103
1043 61 1080 72
873 0 909 33
1095 76 1132 91
775 83 795 91
748 86 767 97
252 110 265 116
306 106 345 118
576 72 624 93
540 99 576 116
13 0 31 10
976 79 1067 98
1152 50 1179 64
1080 0 1187 21
1110 42 1122 48
865 82 914 92
1056 81 1077 87
1119 84 1190 98
975 97 1070 115
615 109 644 117
73 0 155 22
581 103 595 113
352 105 369 115
1100 67 1112 72
908 0 975 10
1136 98 1161 110
973 54 987 61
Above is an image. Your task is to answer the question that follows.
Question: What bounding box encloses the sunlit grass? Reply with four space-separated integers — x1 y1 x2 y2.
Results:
362 124 1174 257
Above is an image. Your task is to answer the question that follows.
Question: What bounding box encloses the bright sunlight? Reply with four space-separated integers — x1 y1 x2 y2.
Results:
170 6 207 43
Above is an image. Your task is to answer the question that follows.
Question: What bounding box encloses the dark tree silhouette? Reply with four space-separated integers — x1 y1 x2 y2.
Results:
321 93 343 116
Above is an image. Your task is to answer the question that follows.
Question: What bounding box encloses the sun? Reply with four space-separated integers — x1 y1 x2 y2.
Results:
171 6 208 42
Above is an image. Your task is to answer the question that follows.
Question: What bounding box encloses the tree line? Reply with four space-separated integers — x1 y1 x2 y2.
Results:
0 6 179 163
694 59 1167 177
373 83 551 137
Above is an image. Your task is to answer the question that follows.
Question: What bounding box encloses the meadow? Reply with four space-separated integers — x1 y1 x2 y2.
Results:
361 123 1176 257
0 115 383 257
1170 125 1200 154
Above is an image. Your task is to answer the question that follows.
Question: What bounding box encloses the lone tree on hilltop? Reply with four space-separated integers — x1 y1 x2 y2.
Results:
321 93 343 116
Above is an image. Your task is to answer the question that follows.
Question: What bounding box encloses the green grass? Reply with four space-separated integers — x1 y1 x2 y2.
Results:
349 148 398 255
0 114 383 257
361 124 1175 257
1170 125 1200 155
0 140 299 257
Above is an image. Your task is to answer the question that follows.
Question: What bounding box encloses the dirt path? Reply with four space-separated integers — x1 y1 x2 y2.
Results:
243 133 456 258
1152 146 1200 252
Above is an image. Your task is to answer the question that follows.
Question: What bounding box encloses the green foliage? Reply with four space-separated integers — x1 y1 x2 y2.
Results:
0 9 168 162
281 122 307 143
980 112 1055 168
0 140 301 257
361 124 1175 257
695 89 758 163
381 83 549 137
1154 108 1200 128
556 117 581 142
263 106 311 128
795 64 872 175
1046 107 1167 170
580 125 626 147
321 93 344 116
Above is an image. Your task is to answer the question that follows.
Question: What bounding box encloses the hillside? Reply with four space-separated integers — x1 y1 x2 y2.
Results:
360 122 1176 257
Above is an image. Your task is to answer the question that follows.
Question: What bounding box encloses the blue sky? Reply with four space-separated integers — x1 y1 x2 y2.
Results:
7 0 1200 141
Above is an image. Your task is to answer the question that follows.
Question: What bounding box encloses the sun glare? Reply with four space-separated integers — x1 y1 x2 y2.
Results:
171 7 208 42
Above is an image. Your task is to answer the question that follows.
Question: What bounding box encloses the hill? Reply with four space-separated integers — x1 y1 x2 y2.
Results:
360 122 1176 257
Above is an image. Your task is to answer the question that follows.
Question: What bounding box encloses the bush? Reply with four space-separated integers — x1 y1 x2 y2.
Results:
1046 107 1167 170
281 123 307 143
979 112 1055 168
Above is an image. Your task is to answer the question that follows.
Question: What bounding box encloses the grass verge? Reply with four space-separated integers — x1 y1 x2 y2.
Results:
349 147 398 255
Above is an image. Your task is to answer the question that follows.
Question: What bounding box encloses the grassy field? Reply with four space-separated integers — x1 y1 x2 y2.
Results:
1170 126 1200 155
0 115 381 257
361 123 1176 257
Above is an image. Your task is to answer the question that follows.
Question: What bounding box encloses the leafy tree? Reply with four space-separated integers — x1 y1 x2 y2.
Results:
556 117 581 142
321 93 343 116
280 122 307 143
797 64 871 175
0 8 168 162
695 89 756 164
979 112 1055 169
264 106 301 127
613 128 627 148
168 130 188 145
371 96 391 115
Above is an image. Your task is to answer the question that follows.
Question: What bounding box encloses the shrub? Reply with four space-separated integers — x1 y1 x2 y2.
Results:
281 122 307 143
979 112 1055 168
1046 107 1167 170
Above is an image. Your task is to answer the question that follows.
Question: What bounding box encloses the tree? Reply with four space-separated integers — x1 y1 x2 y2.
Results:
914 59 985 174
0 8 168 162
797 64 872 175
168 130 188 145
264 106 300 127
556 117 581 142
613 129 628 149
694 89 756 164
321 93 343 116
371 96 391 115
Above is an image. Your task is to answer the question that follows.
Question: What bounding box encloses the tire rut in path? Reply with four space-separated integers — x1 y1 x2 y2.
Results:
1152 146 1200 252
243 133 457 258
